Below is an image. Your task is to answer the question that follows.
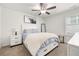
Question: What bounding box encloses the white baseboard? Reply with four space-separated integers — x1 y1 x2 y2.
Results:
0 38 10 48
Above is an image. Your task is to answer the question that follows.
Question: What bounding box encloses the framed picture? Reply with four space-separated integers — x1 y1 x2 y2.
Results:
24 16 30 23
24 15 36 24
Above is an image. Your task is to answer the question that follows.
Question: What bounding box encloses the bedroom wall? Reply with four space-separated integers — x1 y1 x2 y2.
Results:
45 8 79 42
0 6 2 48
1 7 44 47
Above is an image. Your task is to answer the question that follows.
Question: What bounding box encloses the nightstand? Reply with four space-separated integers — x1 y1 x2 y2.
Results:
10 32 22 47
58 35 64 43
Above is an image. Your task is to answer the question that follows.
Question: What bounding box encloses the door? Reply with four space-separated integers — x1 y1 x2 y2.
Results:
41 23 46 32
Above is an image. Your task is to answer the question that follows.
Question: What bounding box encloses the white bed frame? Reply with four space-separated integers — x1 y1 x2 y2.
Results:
22 28 59 56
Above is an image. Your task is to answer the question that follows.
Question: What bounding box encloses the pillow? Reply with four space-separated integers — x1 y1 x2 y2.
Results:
22 29 39 41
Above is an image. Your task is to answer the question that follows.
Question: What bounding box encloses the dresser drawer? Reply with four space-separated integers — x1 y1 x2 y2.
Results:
10 39 21 46
10 40 21 46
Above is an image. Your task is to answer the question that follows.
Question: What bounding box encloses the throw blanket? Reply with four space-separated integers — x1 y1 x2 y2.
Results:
24 33 59 56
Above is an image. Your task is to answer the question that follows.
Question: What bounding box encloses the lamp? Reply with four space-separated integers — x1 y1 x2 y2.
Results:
41 10 46 14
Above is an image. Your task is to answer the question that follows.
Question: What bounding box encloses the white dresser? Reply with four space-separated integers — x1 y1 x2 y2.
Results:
10 34 22 46
10 26 22 46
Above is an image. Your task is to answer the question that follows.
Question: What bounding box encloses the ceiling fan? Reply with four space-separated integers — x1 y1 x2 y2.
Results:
32 3 56 15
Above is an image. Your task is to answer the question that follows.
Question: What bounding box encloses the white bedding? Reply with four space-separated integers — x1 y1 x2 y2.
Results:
23 32 59 56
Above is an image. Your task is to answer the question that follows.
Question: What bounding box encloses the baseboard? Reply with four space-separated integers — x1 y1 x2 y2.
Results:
10 43 22 47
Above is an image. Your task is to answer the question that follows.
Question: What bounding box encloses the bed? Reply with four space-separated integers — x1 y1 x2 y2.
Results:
22 29 59 56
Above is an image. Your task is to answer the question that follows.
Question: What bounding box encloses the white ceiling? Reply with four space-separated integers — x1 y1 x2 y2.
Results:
0 3 79 18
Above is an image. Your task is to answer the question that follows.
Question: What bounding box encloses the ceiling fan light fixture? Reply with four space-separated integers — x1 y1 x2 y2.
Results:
32 3 56 15
41 10 46 14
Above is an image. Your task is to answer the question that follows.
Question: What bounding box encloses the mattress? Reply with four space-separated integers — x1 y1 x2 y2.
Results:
23 32 59 56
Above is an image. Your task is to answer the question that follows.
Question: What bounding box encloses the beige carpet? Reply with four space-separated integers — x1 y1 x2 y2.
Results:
0 43 67 56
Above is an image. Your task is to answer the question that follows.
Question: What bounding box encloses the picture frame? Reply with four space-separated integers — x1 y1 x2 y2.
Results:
24 15 30 23
24 15 36 24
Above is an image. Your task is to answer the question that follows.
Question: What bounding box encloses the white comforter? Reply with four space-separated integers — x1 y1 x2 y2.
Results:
23 32 58 56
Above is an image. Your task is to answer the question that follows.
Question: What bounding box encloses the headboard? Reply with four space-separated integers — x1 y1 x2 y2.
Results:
21 24 40 41
21 23 40 33
22 28 40 41
23 29 39 33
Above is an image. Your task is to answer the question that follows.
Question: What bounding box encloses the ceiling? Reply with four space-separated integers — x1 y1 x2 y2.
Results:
0 3 79 18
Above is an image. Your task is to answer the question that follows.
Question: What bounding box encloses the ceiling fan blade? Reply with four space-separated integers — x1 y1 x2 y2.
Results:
46 12 50 15
32 9 40 11
38 12 41 15
40 3 44 10
47 6 56 10
40 3 47 10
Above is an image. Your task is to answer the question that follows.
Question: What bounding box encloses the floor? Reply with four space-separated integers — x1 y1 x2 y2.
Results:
0 43 67 56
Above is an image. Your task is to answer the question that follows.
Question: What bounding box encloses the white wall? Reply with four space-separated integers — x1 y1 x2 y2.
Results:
45 14 65 35
45 8 79 42
0 6 2 48
1 7 44 47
